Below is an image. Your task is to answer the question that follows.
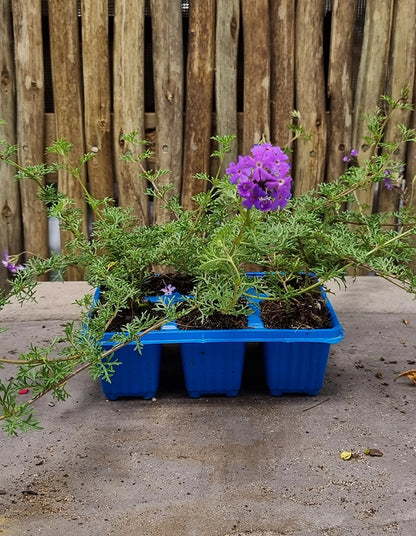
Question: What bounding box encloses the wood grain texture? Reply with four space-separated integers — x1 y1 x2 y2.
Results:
215 0 240 167
327 0 356 182
12 0 48 261
407 59 416 211
113 0 148 224
150 0 184 223
378 0 416 214
270 0 295 148
181 0 216 210
3 2 416 280
352 0 393 211
81 0 114 201
49 0 87 280
294 0 327 195
241 0 270 154
0 0 21 290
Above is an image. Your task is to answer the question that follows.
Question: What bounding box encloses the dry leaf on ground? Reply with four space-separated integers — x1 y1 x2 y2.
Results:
364 448 383 457
396 370 416 385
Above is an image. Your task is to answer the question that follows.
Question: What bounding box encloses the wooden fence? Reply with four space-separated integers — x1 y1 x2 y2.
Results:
1 0 416 286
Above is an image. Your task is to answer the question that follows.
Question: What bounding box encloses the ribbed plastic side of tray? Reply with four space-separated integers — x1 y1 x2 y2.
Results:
263 342 331 396
99 342 161 400
181 342 246 398
261 297 343 396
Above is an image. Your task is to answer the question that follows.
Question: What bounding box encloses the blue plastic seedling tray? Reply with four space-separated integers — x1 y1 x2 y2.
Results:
94 280 344 399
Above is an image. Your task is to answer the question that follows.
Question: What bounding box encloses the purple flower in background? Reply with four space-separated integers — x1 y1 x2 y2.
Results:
226 143 292 212
383 178 394 190
161 284 176 296
382 167 405 191
382 171 394 190
343 149 358 163
2 250 25 274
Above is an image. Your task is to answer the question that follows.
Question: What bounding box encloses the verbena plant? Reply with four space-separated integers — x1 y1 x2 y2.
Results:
1 94 416 434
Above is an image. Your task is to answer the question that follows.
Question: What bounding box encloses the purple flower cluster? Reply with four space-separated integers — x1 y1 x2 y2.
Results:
226 143 292 212
2 250 25 274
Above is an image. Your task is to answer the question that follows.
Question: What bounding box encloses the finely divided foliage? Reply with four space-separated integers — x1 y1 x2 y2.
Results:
1 94 416 433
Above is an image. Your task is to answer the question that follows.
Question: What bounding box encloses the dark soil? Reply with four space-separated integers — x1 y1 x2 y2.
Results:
106 300 166 332
104 273 196 332
260 294 332 329
176 308 248 330
105 295 331 333
105 274 332 332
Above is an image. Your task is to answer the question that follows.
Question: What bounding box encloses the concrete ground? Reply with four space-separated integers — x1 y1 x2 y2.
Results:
0 277 415 536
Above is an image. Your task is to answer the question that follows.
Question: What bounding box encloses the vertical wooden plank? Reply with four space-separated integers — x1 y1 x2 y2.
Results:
49 0 87 280
113 0 148 225
150 0 184 224
294 0 327 196
327 0 356 182
270 0 295 148
0 0 21 291
11 0 48 261
378 0 416 214
407 52 416 212
215 0 239 167
241 0 270 154
351 0 393 210
81 0 114 201
181 0 216 210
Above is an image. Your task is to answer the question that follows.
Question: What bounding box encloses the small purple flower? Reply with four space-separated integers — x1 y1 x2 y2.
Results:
226 156 252 184
161 284 176 296
343 149 358 163
2 250 25 274
237 179 255 198
382 169 397 191
254 197 273 212
383 177 394 190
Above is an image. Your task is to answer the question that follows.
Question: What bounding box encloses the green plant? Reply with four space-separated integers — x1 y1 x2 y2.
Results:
1 94 416 434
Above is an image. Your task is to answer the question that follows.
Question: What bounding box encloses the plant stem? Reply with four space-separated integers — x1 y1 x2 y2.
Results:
0 303 199 424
